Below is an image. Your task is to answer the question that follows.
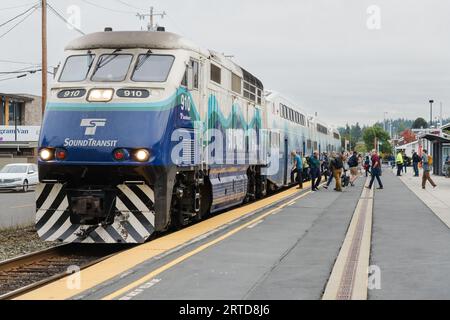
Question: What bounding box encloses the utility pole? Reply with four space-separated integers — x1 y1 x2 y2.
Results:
137 6 166 31
41 0 47 116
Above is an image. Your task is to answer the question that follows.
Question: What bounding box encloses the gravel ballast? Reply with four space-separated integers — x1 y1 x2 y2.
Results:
0 226 58 262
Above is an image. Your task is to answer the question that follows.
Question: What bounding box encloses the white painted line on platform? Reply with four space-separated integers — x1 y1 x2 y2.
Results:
247 220 264 229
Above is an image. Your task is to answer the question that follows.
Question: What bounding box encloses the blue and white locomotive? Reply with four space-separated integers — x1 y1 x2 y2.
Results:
36 29 340 244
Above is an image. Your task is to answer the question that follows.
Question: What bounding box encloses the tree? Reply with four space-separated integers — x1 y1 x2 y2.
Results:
412 117 429 129
350 123 363 146
401 129 416 144
362 125 391 154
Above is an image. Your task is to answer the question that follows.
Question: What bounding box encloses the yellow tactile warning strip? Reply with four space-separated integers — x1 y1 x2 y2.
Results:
15 182 311 300
322 179 374 300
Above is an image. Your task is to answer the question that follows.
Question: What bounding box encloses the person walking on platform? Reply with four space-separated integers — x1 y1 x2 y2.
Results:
348 151 359 187
412 150 420 177
310 151 321 191
302 154 310 182
364 155 371 177
321 152 329 182
324 152 336 189
396 151 404 177
421 149 437 189
290 151 303 189
325 152 344 192
403 152 408 174
367 150 384 190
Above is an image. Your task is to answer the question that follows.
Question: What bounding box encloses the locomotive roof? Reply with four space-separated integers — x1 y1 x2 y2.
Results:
66 30 263 89
65 31 209 55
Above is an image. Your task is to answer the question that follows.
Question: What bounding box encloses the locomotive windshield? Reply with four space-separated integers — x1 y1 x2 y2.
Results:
59 54 94 82
131 54 175 82
91 54 133 82
58 52 175 83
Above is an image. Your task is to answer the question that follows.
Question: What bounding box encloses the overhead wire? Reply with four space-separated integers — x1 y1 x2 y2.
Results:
114 0 145 11
0 59 39 66
0 2 37 12
0 3 38 28
0 5 37 40
80 0 137 14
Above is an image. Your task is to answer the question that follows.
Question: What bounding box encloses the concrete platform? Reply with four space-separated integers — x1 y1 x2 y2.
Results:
76 180 366 300
370 169 450 300
15 169 450 300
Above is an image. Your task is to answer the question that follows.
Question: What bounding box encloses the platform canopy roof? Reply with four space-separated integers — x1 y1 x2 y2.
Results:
419 134 450 143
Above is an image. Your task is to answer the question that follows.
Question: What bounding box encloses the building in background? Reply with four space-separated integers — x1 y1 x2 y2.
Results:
0 93 41 166
407 124 450 176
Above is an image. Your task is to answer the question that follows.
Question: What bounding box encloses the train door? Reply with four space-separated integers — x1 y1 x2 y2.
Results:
284 138 288 185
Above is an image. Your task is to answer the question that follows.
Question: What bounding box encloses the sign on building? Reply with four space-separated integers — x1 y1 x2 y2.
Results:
0 126 40 142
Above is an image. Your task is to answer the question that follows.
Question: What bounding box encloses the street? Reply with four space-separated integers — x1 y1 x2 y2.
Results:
0 190 35 229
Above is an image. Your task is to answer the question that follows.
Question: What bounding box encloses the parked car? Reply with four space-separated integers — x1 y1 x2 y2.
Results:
0 163 38 192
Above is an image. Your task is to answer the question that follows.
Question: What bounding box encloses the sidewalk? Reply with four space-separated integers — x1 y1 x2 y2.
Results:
398 167 450 228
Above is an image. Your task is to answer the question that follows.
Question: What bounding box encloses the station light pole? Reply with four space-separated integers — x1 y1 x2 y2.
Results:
429 100 434 128
41 0 47 116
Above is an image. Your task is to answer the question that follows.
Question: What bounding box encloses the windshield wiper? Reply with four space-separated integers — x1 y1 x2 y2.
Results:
134 49 153 72
93 49 122 73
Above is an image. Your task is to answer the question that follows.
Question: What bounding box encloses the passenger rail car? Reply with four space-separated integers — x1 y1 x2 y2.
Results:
36 30 340 244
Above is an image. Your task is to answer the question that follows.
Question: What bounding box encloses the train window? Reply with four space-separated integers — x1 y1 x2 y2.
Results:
181 69 188 86
300 114 306 126
59 54 95 82
92 54 133 82
317 124 328 135
210 64 221 84
132 54 175 82
232 73 242 94
192 60 199 89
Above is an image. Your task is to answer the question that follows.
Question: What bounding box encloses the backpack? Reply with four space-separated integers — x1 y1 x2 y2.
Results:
334 157 344 170
348 155 358 167
428 155 433 166
342 173 350 187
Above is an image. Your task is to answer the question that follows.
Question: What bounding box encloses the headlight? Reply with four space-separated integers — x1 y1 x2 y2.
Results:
134 149 150 162
39 148 54 161
87 89 114 102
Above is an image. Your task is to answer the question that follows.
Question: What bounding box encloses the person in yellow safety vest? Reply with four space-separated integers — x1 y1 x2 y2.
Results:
396 151 404 177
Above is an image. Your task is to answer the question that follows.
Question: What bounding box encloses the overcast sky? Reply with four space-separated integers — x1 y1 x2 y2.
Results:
0 0 449 126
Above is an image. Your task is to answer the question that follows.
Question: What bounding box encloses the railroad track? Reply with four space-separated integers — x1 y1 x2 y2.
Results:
0 244 127 300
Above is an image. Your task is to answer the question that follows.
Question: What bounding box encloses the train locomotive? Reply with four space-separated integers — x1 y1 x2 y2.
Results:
36 29 340 244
